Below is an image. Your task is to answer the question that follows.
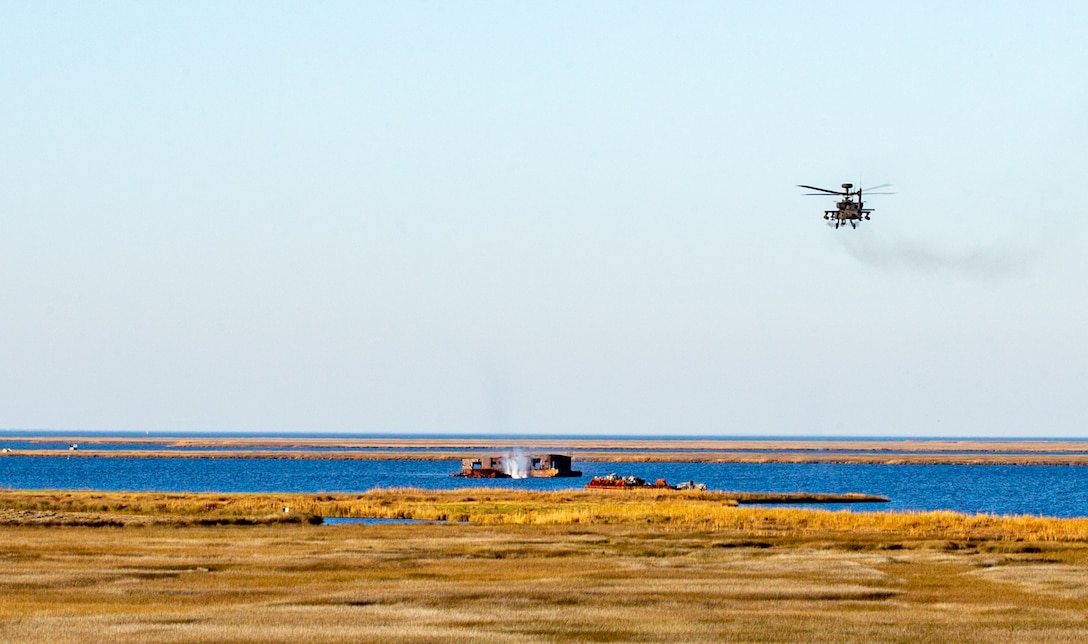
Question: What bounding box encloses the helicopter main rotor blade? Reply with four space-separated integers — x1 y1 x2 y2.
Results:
861 183 893 191
803 193 841 196
862 192 896 195
797 184 843 194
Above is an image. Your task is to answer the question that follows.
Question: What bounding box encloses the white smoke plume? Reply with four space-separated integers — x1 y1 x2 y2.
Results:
836 233 1040 280
501 450 531 479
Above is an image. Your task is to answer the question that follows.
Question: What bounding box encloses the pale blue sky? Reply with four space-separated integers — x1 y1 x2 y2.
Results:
1 2 1085 435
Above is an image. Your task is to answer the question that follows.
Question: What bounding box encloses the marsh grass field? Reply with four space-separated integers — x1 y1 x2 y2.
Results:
4 490 1088 642
11 437 1088 464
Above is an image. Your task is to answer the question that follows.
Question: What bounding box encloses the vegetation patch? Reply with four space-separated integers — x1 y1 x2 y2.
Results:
3 490 1088 544
2 520 1088 642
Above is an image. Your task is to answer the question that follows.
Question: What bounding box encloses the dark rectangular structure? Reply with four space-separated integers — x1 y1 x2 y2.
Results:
455 453 581 478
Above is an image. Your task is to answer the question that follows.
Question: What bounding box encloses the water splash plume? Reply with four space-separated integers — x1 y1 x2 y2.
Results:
501 450 531 479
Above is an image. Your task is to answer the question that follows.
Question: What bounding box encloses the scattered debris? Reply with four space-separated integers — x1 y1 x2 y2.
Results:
585 473 706 490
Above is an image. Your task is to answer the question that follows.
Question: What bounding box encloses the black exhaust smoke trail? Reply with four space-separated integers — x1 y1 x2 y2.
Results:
836 233 1040 280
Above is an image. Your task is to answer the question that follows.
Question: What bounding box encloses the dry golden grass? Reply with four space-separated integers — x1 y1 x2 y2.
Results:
3 489 1088 543
3 521 1088 643
14 436 1088 452
12 448 1088 465
9 437 1088 464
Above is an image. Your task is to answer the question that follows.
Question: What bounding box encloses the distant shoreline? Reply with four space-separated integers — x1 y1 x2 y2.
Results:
6 436 1088 465
5 431 1087 443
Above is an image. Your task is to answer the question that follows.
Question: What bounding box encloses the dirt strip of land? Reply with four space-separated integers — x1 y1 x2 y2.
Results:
10 436 1088 453
8 447 1088 465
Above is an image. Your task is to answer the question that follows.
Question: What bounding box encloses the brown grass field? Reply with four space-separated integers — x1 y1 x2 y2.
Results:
9 437 1088 464
3 490 1088 642
14 437 1088 452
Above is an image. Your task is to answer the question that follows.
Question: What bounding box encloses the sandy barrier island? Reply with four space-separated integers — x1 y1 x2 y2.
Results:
6 436 1088 465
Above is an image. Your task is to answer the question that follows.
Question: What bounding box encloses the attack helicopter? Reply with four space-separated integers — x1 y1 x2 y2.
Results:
798 183 893 229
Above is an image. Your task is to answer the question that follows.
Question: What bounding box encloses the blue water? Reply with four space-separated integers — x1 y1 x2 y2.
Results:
5 439 1086 457
5 431 1086 441
1 456 1085 517
322 517 439 525
6 431 1087 457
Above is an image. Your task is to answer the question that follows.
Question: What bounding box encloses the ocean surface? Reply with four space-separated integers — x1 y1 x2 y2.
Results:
3 438 1086 456
2 454 1087 518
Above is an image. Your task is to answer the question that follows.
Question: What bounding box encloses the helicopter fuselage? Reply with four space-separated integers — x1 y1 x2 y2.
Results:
799 182 889 230
826 199 868 222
